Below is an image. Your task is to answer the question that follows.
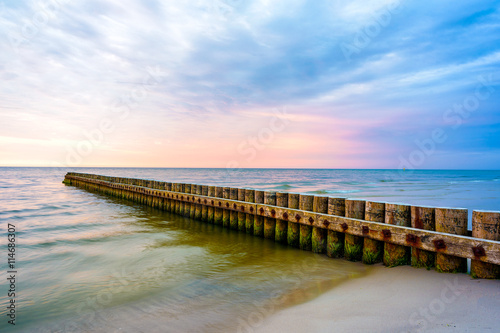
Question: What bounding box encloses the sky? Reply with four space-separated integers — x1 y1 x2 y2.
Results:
0 0 499 169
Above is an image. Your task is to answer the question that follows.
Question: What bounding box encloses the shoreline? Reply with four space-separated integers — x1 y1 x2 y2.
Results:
250 264 499 333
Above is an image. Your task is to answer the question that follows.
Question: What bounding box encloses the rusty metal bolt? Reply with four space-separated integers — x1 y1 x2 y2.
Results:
259 207 264 214
204 199 207 204
271 209 276 217
250 207 254 213
295 214 301 221
472 245 485 257
198 198 201 203
241 205 245 212
323 220 330 227
181 196 184 200
283 212 289 220
218 202 222 207
382 229 391 238
226 203 230 208
308 217 314 224
233 203 237 209
433 239 446 250
341 223 348 231
406 234 418 244
362 226 369 235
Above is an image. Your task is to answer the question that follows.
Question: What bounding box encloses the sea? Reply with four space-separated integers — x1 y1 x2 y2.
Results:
0 167 499 332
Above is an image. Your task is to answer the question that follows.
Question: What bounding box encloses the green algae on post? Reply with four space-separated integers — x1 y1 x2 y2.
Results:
275 192 288 244
327 197 346 258
287 193 300 248
312 196 328 254
363 201 385 264
238 188 246 231
245 189 255 234
299 194 314 251
264 191 277 239
344 199 365 261
411 206 435 270
254 190 265 237
384 203 411 267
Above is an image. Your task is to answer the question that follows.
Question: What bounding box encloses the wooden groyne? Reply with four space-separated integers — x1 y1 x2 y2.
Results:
63 172 500 279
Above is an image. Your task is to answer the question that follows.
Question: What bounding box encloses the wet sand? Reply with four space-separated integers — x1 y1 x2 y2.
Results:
252 264 499 333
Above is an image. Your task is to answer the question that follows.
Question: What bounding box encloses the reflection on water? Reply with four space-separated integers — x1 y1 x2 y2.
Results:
0 167 498 332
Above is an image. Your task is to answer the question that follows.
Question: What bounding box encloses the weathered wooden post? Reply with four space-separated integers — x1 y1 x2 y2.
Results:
245 189 256 234
223 187 231 228
195 184 203 220
275 192 288 244
264 191 277 239
287 193 300 248
230 188 239 230
207 186 216 224
237 189 246 231
254 190 265 237
344 199 365 261
312 196 328 254
327 198 346 258
190 184 197 219
184 184 192 217
166 182 173 212
384 203 411 267
299 194 314 251
214 187 224 225
363 201 385 264
201 186 209 222
471 211 500 279
173 183 180 214
411 206 436 269
435 207 467 273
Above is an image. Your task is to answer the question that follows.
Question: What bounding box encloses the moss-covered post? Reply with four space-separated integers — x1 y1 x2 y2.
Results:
275 192 288 244
173 183 181 215
435 207 467 273
207 186 216 224
230 188 239 230
344 199 365 261
184 184 192 217
411 206 436 269
166 182 173 212
312 196 328 254
245 189 255 234
327 198 346 258
363 201 385 264
299 194 314 251
384 203 411 267
471 211 500 279
254 190 265 237
223 187 231 228
264 191 277 239
287 193 300 248
201 186 209 222
189 184 197 219
238 188 246 231
195 184 203 220
214 187 224 225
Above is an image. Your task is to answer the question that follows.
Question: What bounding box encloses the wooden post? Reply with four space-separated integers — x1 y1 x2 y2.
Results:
245 189 255 234
201 186 209 222
327 198 346 258
312 196 328 254
214 187 224 225
275 192 288 244
184 184 192 217
166 182 173 212
264 191 277 239
435 208 467 273
471 211 500 279
230 187 239 230
299 194 314 251
363 201 385 264
287 193 300 248
384 203 411 267
254 190 265 237
173 183 181 215
195 184 203 220
189 184 196 219
411 206 436 269
207 186 216 224
223 187 230 228
238 189 246 231
344 199 365 261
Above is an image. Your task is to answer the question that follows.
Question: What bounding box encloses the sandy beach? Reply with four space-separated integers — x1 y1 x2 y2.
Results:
252 264 499 333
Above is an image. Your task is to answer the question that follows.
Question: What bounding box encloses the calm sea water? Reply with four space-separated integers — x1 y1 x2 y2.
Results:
0 167 499 332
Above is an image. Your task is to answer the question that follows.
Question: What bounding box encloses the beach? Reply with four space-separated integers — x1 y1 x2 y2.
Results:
253 264 499 333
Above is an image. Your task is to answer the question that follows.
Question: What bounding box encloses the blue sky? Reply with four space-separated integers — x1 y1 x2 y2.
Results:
1 0 499 168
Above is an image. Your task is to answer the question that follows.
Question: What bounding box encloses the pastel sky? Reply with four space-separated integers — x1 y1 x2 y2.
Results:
1 0 499 169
